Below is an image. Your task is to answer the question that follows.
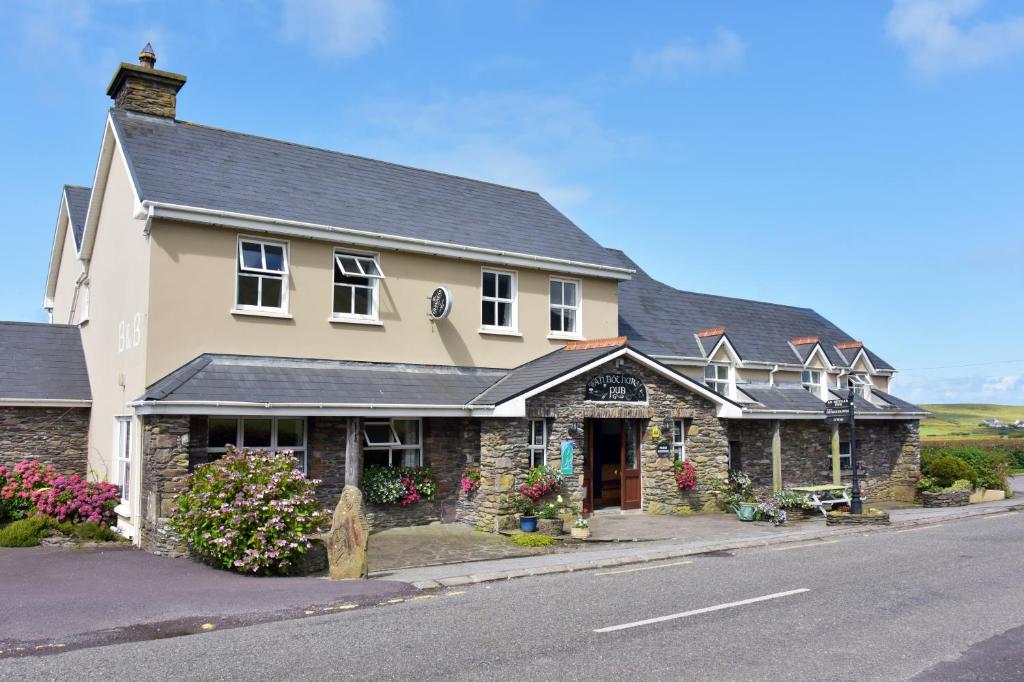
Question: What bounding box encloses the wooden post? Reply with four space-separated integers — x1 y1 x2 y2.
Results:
771 420 782 492
344 416 363 487
831 422 841 486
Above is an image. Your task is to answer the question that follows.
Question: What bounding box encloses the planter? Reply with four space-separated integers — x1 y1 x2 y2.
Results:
826 511 890 526
783 507 818 520
922 490 970 508
519 516 538 533
969 489 1006 504
536 518 564 535
570 526 591 540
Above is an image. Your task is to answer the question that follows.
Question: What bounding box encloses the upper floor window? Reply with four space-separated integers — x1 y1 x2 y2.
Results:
333 251 383 321
481 269 516 332
549 278 580 337
207 416 307 473
236 238 288 312
364 418 422 468
529 419 547 468
847 373 872 399
704 363 731 396
673 419 687 461
802 369 822 397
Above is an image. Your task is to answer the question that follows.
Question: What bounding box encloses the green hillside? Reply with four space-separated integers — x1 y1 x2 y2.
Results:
920 404 1024 441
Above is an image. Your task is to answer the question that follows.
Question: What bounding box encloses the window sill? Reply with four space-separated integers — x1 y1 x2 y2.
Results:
547 332 582 341
479 328 522 337
231 308 293 320
328 317 384 327
114 501 130 518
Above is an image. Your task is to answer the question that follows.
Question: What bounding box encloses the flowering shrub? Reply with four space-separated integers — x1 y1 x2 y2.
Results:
460 467 481 496
362 465 436 506
757 497 787 526
506 492 537 517
169 447 324 575
519 466 561 502
673 460 697 491
0 460 118 526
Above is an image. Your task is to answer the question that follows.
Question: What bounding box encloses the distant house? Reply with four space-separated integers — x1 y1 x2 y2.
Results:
1015 420 1024 429
982 419 1007 428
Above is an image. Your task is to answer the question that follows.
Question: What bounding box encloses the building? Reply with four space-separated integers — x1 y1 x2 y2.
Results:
28 47 925 552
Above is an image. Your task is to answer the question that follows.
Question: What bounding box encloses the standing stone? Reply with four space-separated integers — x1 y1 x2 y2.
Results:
326 485 369 580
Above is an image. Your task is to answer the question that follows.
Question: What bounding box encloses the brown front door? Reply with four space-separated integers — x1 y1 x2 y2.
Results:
621 419 641 510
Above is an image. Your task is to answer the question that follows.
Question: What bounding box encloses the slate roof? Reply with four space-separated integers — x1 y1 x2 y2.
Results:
140 355 506 406
0 322 91 401
468 346 619 406
612 250 895 370
64 185 91 251
738 385 828 412
109 109 626 272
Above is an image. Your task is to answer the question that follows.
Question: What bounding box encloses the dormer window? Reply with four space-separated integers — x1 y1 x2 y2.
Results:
802 369 822 398
847 373 872 399
704 363 731 396
333 250 383 321
236 237 288 313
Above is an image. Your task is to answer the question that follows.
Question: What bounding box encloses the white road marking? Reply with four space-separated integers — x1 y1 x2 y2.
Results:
594 589 810 633
895 524 945 533
771 540 840 552
595 560 693 576
982 511 1019 520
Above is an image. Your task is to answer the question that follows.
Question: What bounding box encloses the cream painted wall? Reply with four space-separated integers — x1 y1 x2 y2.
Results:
51 223 84 324
77 151 150 493
144 220 620 384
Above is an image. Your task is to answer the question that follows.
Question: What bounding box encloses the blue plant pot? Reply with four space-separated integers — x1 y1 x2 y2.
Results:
519 516 538 533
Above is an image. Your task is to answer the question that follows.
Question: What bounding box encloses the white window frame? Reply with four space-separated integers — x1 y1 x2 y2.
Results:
548 277 582 338
114 416 132 503
847 373 872 399
364 418 423 467
802 369 823 398
480 268 517 333
234 237 289 314
529 419 547 468
835 440 861 471
704 363 732 397
673 419 687 461
206 417 308 473
332 249 383 322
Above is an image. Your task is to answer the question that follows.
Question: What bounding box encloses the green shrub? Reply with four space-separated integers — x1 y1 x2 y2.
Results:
924 455 978 488
945 479 974 492
54 521 121 542
170 447 324 575
361 465 437 505
510 533 554 548
0 517 52 547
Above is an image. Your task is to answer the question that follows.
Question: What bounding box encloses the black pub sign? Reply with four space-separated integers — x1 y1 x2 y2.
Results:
585 373 647 402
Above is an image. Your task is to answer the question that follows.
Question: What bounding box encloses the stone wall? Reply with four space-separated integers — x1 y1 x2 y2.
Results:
0 406 90 475
727 419 921 501
139 415 190 556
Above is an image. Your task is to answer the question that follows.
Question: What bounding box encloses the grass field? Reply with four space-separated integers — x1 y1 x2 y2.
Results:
921 403 1024 442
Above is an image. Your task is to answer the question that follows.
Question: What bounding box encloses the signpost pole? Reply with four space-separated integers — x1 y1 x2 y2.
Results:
848 387 862 514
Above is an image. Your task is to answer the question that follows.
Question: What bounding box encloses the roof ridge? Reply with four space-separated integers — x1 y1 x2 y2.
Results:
0 320 76 329
114 109 545 198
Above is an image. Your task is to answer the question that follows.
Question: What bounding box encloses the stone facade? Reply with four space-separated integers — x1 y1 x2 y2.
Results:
139 414 190 556
111 67 184 118
727 419 921 502
0 406 90 476
922 489 970 507
469 356 730 530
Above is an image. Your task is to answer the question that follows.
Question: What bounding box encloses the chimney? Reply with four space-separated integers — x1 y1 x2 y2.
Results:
106 44 186 118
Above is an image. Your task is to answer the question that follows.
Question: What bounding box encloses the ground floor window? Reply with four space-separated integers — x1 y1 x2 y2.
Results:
114 416 132 503
364 418 422 467
673 419 687 461
834 440 861 471
529 419 547 468
728 440 743 471
207 417 307 472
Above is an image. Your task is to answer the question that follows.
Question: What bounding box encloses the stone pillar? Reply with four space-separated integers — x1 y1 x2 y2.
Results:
771 420 782 492
139 415 191 556
831 422 841 486
344 417 363 487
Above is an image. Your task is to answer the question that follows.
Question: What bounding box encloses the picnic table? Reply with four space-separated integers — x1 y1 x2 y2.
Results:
790 484 851 516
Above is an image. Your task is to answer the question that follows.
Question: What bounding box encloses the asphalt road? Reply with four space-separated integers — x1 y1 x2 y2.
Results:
3 510 1024 681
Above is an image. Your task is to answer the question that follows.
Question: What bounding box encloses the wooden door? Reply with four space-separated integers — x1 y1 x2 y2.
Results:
621 419 641 510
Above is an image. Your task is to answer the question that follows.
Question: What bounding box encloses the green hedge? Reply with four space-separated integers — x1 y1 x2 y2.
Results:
921 445 1011 491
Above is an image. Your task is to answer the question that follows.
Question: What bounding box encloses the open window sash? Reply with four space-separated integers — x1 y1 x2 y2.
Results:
363 421 401 447
238 239 288 276
335 254 384 279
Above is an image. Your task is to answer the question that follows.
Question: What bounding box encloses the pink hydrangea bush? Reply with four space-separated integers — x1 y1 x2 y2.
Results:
460 467 481 496
519 466 561 502
170 447 324 575
0 460 119 526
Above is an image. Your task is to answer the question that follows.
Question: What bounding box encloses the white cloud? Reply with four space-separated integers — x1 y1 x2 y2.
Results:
886 0 1024 75
632 27 746 78
281 0 390 58
896 372 1024 403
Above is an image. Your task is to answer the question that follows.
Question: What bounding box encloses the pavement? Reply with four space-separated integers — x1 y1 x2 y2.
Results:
3 494 1024 680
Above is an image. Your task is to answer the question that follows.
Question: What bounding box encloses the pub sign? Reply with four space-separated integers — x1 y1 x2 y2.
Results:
585 373 647 402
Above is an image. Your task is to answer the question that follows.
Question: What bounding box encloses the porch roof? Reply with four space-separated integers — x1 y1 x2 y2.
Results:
735 383 927 418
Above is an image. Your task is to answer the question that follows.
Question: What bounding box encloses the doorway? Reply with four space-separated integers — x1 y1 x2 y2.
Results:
587 419 641 511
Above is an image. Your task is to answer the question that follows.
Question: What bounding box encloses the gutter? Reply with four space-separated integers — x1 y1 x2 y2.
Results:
142 201 635 281
0 399 92 408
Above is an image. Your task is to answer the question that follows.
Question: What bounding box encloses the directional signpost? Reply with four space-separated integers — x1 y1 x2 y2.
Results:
825 389 861 514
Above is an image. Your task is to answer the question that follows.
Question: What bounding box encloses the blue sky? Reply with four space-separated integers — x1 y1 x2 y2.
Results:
1 0 1022 405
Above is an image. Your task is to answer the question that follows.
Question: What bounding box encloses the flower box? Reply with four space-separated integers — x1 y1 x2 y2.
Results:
922 490 970 508
826 511 890 526
536 518 564 536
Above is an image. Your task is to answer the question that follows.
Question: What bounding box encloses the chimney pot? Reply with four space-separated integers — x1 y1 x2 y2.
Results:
106 45 186 118
139 42 156 69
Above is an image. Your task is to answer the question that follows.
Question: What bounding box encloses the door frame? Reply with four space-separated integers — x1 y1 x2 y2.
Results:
620 419 641 510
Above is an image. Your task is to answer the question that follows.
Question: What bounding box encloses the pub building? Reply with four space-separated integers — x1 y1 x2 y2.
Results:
12 47 925 552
